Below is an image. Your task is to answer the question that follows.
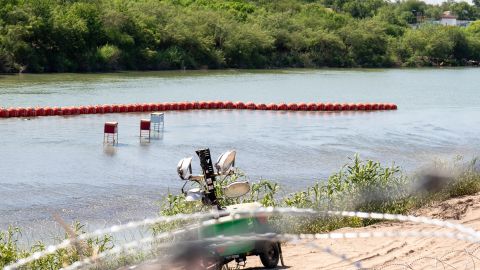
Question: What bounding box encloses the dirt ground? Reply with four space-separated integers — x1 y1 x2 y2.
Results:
243 193 480 270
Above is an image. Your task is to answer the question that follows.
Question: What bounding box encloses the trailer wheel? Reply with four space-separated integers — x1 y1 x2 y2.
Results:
259 241 280 268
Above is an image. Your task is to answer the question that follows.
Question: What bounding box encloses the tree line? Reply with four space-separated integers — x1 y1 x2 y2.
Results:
1 0 480 73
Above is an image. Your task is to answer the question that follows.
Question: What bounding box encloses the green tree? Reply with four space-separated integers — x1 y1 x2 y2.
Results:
0 0 479 73
340 19 392 67
445 1 478 20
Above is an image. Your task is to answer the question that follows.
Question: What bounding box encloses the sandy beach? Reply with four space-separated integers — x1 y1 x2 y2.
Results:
244 193 480 269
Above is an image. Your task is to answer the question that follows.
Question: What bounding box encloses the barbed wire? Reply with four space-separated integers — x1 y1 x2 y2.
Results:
61 229 480 270
5 207 480 270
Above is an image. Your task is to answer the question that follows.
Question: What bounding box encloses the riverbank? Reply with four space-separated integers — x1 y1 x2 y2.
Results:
1 155 479 269
244 192 480 269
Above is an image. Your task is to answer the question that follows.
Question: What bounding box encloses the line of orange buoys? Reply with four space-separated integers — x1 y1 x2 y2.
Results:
0 101 397 118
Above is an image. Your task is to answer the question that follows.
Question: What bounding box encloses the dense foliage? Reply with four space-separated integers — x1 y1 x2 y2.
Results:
1 0 480 73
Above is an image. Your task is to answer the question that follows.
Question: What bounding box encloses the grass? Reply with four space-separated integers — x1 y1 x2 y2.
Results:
1 155 480 269
0 222 113 269
157 155 480 233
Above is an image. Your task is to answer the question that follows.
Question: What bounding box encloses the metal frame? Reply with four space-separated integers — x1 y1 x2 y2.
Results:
150 112 165 133
103 122 118 145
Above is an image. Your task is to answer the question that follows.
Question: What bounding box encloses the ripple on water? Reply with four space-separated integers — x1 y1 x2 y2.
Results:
0 69 479 231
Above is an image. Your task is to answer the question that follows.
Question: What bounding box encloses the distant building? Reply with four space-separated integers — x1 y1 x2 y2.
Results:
409 11 473 28
440 11 457 26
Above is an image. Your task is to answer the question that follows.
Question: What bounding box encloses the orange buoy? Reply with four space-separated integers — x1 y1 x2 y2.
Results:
103 105 112 113
384 104 392 110
36 107 45 116
307 103 317 111
198 101 208 109
112 105 120 113
53 107 62 115
316 103 325 111
87 106 96 114
349 103 357 111
96 105 105 114
246 102 256 110
287 103 298 111
141 103 150 112
156 103 164 111
17 108 27 117
341 103 349 111
357 104 365 110
8 108 18 117
267 103 278 110
26 107 36 117
364 103 372 111
150 103 158 111
133 104 142 112
277 103 287 110
333 103 341 111
0 108 8 118
235 102 246 109
257 103 267 110
177 102 186 110
78 106 87 114
196 101 204 109
225 101 234 109
70 107 80 115
185 102 194 110
297 103 307 111
118 105 127 113
208 101 217 109
131 104 138 112
170 102 179 110
325 103 333 111
62 107 72 115
217 101 225 109
378 104 385 110
44 107 54 116
162 103 171 111
371 103 379 110
391 104 398 110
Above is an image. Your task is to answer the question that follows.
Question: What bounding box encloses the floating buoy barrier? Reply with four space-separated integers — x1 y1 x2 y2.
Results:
0 101 398 118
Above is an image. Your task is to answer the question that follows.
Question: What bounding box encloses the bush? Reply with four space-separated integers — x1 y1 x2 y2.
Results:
158 155 480 233
97 44 121 70
1 0 480 72
0 222 113 269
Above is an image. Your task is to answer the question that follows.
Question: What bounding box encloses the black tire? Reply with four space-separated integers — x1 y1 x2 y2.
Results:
259 241 280 268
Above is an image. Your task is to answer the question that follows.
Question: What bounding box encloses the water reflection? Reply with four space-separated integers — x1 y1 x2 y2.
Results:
103 145 117 156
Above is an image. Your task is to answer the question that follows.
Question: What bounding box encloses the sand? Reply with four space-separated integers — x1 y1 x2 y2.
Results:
243 193 480 269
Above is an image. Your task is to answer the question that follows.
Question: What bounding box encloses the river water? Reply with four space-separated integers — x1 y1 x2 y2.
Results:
0 69 479 241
